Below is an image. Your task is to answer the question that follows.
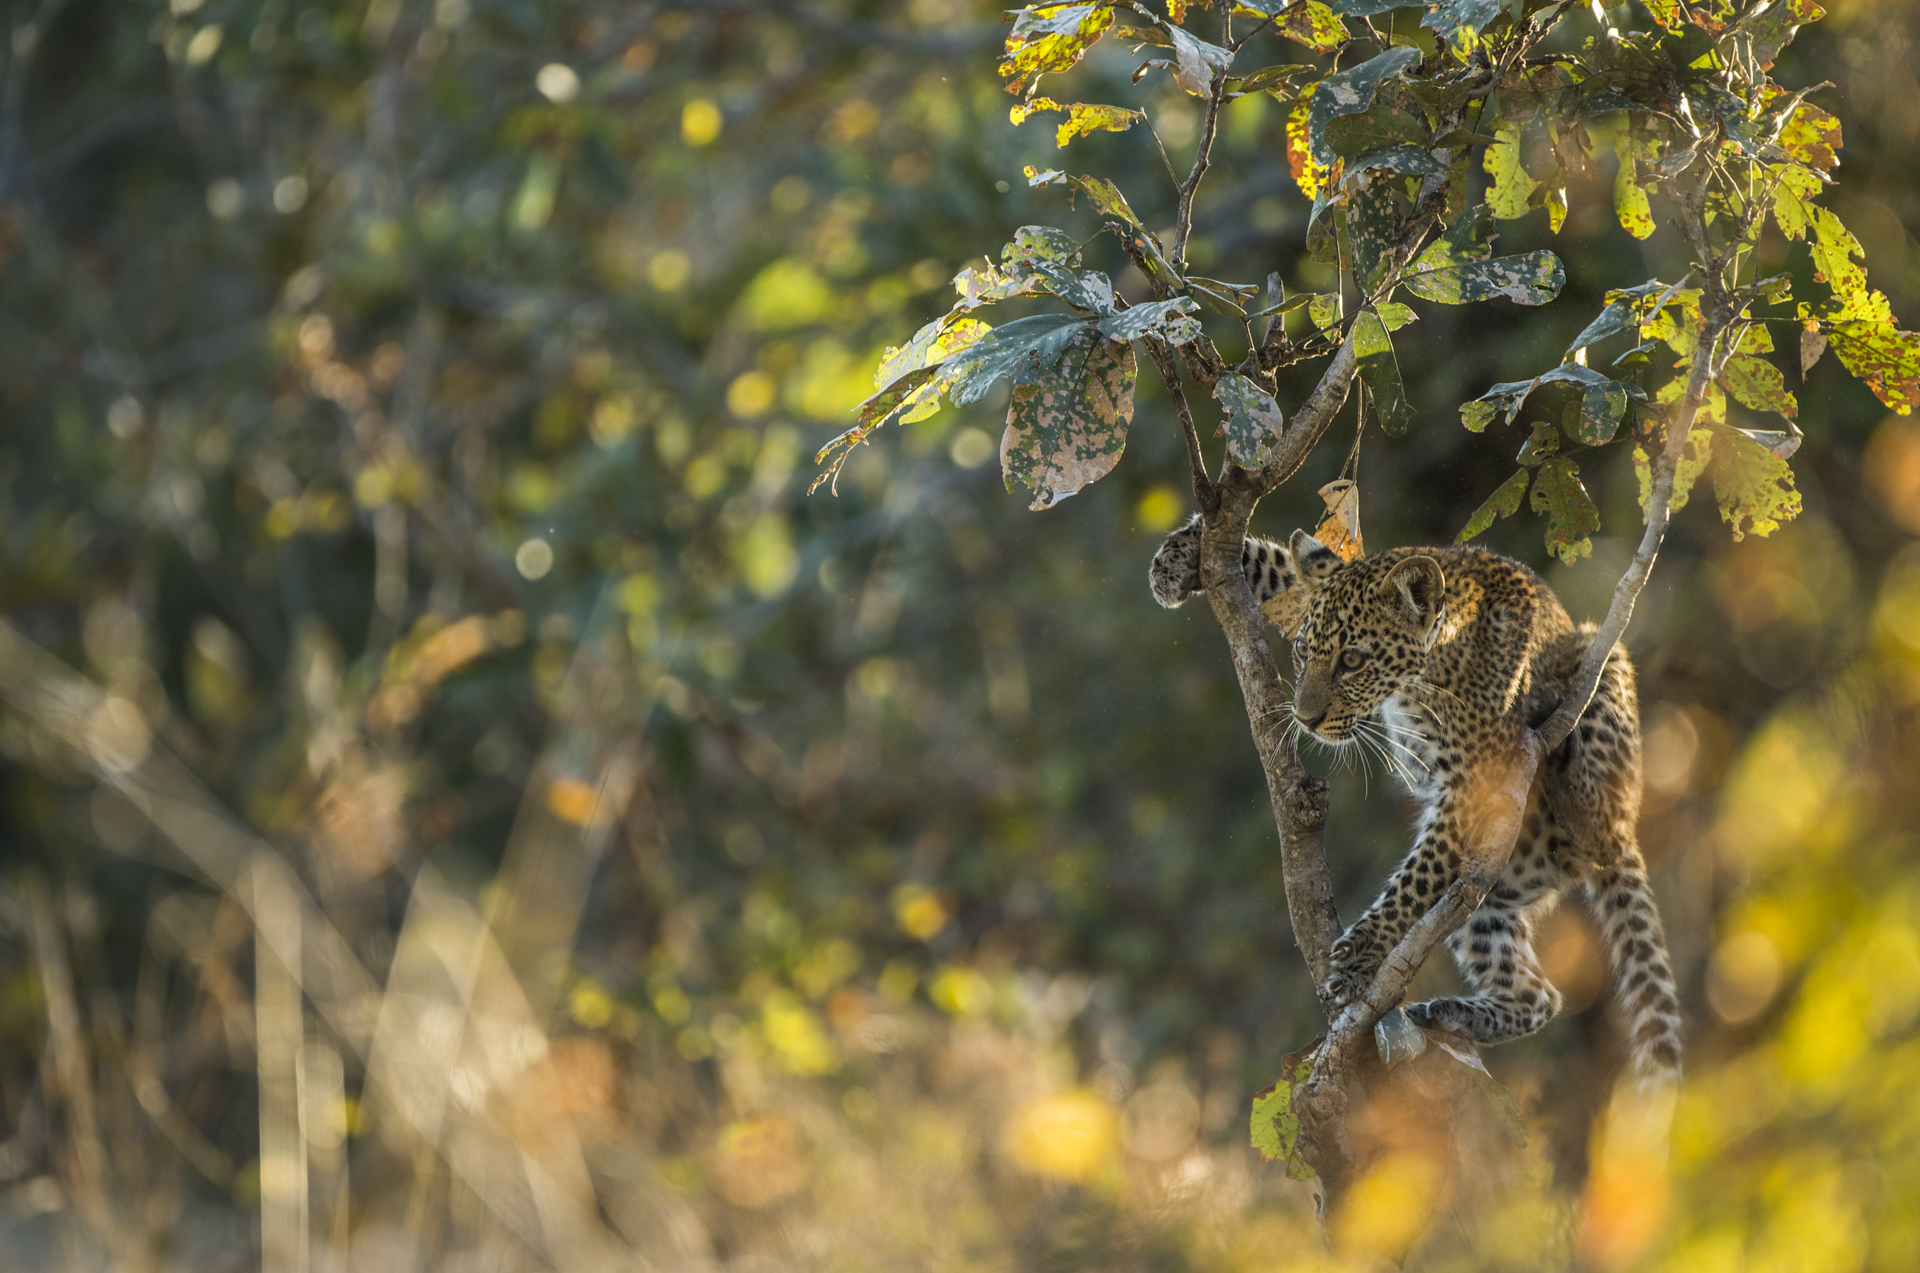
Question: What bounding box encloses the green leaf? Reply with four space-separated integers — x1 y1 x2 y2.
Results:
1460 398 1499 432
1323 97 1431 159
1249 291 1316 320
1720 355 1799 419
1468 364 1625 445
1433 127 1499 148
1249 1038 1322 1182
1566 299 1637 358
1403 251 1565 306
1537 365 1628 445
1214 374 1287 466
1777 99 1842 173
1307 292 1342 331
1346 143 1448 176
1097 297 1202 344
1828 320 1920 416
1002 225 1082 269
1642 0 1685 27
1515 421 1559 466
1267 1 1346 55
1807 206 1876 320
1612 341 1659 369
999 4 1116 97
1354 308 1415 437
874 316 994 391
1001 328 1136 510
1456 468 1531 542
1186 275 1257 317
1308 47 1421 166
1227 63 1319 97
1747 0 1825 70
1065 174 1148 233
950 259 1048 311
999 230 1111 313
1710 427 1803 540
946 313 1090 404
1347 175 1400 294
1633 427 1714 517
1770 164 1823 242
1484 118 1539 220
1420 0 1504 39
1412 202 1494 273
1375 301 1416 331
1467 378 1536 427
1613 133 1655 240
1531 456 1600 564
1109 22 1171 47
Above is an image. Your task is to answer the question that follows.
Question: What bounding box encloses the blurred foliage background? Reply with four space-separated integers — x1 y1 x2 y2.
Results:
1 0 1919 1268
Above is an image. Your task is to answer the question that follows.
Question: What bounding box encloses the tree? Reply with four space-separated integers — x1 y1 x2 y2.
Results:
824 0 1909 1239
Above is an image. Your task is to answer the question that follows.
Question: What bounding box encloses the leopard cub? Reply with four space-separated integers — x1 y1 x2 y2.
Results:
1152 517 1681 1075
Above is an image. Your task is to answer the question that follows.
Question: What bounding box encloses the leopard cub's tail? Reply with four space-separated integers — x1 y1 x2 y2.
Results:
1588 851 1684 1078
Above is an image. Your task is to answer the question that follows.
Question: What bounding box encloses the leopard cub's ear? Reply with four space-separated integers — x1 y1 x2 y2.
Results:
1378 555 1446 642
1287 530 1343 588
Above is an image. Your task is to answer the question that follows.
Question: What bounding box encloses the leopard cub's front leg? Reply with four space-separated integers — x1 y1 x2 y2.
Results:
1324 832 1458 1007
1324 922 1390 1008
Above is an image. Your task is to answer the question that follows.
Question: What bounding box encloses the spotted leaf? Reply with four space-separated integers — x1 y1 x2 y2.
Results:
1001 329 1136 510
1531 457 1599 565
1213 374 1286 467
1000 4 1116 97
1710 428 1802 540
1403 251 1564 306
1250 1038 1323 1183
1308 47 1420 166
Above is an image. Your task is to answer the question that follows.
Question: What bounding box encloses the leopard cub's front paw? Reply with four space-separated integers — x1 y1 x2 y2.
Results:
1148 516 1202 609
1324 935 1376 1008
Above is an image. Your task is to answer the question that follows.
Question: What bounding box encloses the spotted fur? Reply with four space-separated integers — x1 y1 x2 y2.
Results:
1150 517 1682 1076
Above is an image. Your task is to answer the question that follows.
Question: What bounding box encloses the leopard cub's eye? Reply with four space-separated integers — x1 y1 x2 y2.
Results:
1339 649 1367 670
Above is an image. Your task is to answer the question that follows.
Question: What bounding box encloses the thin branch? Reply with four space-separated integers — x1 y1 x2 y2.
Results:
1537 156 1734 754
1144 337 1215 505
1172 71 1227 271
1142 117 1183 188
1533 349 1709 753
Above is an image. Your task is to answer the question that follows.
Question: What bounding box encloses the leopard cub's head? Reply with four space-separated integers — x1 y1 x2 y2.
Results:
1283 531 1447 742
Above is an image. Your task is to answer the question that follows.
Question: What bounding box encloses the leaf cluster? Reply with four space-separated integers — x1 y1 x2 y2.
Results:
830 0 1905 571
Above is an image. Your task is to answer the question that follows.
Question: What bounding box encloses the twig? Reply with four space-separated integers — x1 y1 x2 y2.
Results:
1143 338 1218 510
1536 155 1733 754
1172 70 1227 271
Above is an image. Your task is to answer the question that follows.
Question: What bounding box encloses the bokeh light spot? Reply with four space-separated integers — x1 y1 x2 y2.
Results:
514 537 554 580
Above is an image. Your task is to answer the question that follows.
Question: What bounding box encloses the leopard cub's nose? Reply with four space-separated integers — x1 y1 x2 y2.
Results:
1297 707 1328 730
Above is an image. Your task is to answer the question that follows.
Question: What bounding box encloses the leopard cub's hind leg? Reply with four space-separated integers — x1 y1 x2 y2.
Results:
1405 812 1572 1046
